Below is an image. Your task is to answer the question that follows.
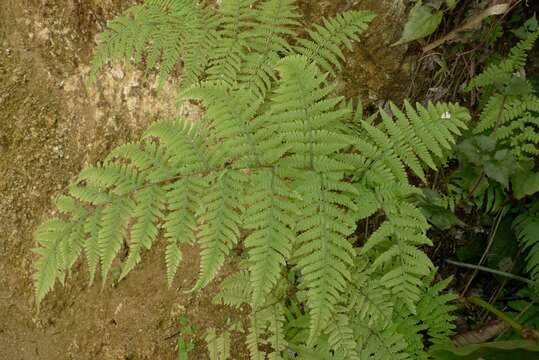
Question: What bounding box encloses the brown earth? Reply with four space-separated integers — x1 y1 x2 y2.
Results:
0 1 412 359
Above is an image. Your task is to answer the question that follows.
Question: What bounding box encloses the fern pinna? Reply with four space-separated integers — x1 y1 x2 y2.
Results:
34 0 467 358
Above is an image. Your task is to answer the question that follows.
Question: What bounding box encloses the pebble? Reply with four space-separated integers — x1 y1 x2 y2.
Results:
111 67 125 80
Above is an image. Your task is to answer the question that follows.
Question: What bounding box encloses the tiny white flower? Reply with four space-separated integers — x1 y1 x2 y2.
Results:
513 69 526 78
441 111 451 120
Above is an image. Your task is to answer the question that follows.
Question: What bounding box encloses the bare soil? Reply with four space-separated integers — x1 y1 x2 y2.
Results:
0 1 411 359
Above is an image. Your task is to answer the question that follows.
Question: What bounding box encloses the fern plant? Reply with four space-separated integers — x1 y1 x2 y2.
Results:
466 29 539 160
423 31 539 299
33 0 467 358
428 30 539 214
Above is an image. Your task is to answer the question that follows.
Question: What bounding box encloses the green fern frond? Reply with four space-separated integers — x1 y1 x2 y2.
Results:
98 197 135 285
33 3 481 357
245 169 298 307
326 310 359 360
178 9 220 87
68 183 112 205
216 271 287 360
106 141 175 182
271 56 359 341
247 310 266 360
120 185 166 280
193 170 246 291
294 171 358 342
363 201 433 313
143 118 211 172
164 177 206 285
472 90 539 159
295 10 375 75
181 83 264 167
394 311 428 360
33 220 70 306
513 201 539 287
90 0 215 85
361 101 469 183
143 119 213 285
78 163 145 196
354 323 410 360
246 303 288 360
214 270 252 308
239 0 300 96
349 269 394 327
266 303 288 359
206 0 257 86
83 209 102 285
466 30 539 91
206 328 232 360
465 31 539 160
416 275 458 347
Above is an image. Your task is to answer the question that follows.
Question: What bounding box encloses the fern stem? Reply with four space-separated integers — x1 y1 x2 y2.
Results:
465 171 484 201
496 293 539 340
479 248 522 326
461 207 507 296
467 296 539 341
446 259 533 285
492 95 507 135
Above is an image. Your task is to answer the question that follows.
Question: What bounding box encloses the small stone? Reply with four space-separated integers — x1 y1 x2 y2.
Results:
126 97 138 111
111 66 125 80
37 28 51 42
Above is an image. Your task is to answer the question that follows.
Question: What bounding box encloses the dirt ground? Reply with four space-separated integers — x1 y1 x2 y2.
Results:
0 1 411 359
